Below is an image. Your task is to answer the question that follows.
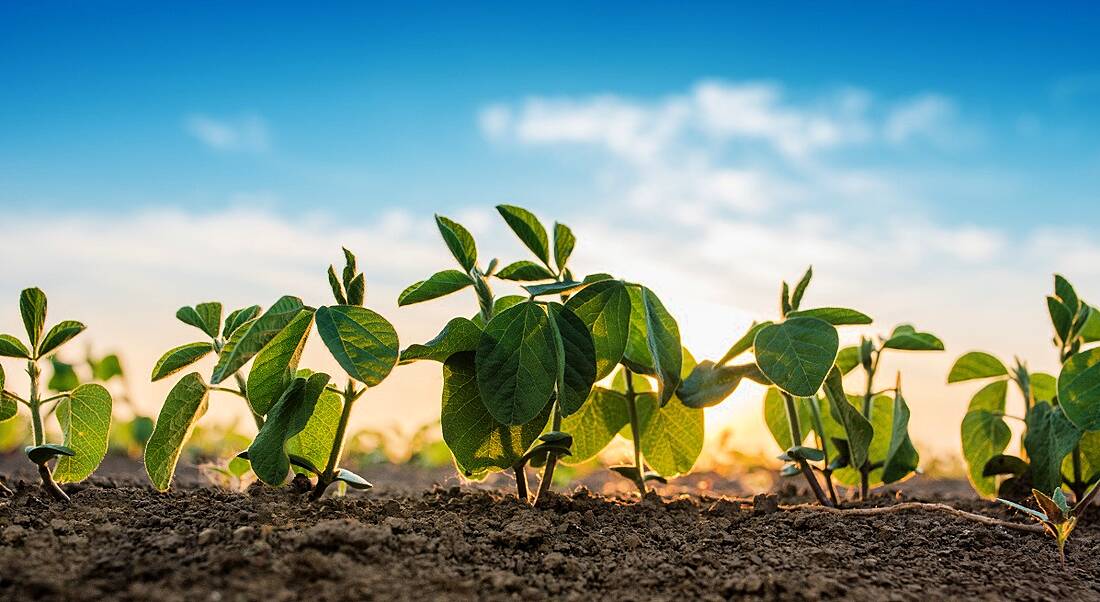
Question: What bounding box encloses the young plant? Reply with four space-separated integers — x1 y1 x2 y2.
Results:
998 484 1100 564
0 288 113 502
952 275 1100 502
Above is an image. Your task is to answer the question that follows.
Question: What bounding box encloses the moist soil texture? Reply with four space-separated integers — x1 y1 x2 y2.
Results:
1 457 1099 601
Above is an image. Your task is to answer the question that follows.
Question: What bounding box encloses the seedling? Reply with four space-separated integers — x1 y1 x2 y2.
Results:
0 288 114 502
998 484 1100 565
952 275 1100 501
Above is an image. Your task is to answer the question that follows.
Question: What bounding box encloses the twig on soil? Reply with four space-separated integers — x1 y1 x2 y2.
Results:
785 501 1045 534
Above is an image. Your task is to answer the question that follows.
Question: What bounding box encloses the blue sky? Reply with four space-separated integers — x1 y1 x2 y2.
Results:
2 3 1100 455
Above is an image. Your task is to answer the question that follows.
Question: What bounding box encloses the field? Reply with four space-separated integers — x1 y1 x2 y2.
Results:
2 455 1099 602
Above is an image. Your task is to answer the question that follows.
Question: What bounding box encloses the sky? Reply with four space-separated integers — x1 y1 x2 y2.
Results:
2 2 1100 460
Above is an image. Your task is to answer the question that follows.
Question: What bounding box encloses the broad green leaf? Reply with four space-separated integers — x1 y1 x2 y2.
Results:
286 389 342 474
564 279 631 380
48 358 80 392
398 270 473 305
822 369 873 473
1047 296 1073 342
610 365 655 395
441 352 550 477
883 324 944 351
223 305 261 338
1030 372 1057 404
144 373 209 491
948 351 1008 383
248 373 330 485
399 317 482 364
495 261 556 282
832 393 894 486
20 287 47 353
176 302 222 339
210 296 305 384
522 280 586 297
679 361 762 409
553 222 575 271
637 352 703 477
836 346 860 375
1025 402 1082 495
0 334 30 359
881 387 919 483
640 287 682 406
435 215 477 272
475 301 557 425
762 387 813 450
1072 430 1100 485
0 366 13 423
90 353 124 381
53 384 112 483
547 304 597 416
315 305 399 386
151 342 214 382
755 317 839 398
246 309 315 415
471 295 526 328
1082 305 1100 343
786 307 872 326
960 381 1009 497
1058 347 1100 430
718 321 772 365
38 320 85 357
497 204 550 264
560 388 630 464
622 286 654 374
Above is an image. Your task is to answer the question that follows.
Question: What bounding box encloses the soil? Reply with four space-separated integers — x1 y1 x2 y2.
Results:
2 457 1099 601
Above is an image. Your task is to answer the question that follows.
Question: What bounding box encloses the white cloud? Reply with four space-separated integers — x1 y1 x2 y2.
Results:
185 114 270 152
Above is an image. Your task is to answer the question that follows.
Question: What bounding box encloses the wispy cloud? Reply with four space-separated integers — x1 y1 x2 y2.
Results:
184 114 271 152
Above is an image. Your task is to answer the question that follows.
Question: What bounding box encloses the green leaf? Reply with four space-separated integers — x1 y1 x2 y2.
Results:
982 454 1029 477
19 287 47 353
754 317 839 398
334 468 373 489
564 279 631 380
835 346 860 375
997 498 1049 522
328 265 348 305
0 365 13 423
637 352 704 477
1048 296 1073 342
25 444 74 465
441 352 550 477
1054 274 1080 312
553 222 575 272
246 309 315 415
248 373 331 485
1030 372 1057 405
718 321 773 365
762 387 812 450
1081 305 1100 343
881 387 919 483
622 286 654 374
48 358 80 392
475 301 557 425
786 307 872 326
286 388 342 474
435 215 478 272
822 368 873 472
495 261 556 282
1058 347 1100 430
151 342 214 382
0 334 31 359
640 287 682 406
210 296 306 384
223 305 261 338
345 273 365 306
560 388 630 464
960 380 1009 497
679 361 761 409
497 204 550 265
90 354 124 381
1024 402 1082 495
228 455 251 479
144 373 209 491
547 304 597 416
522 280 587 297
399 317 482 364
53 384 113 483
38 320 86 357
471 295 527 328
315 305 399 386
176 302 222 339
883 324 944 351
790 267 813 311
398 270 473 305
947 351 1008 383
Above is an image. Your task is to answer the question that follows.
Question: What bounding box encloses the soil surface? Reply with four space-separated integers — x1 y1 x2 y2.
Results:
1 457 1099 601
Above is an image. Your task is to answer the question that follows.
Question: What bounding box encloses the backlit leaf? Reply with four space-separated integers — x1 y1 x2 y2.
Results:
960 381 1009 497
20 288 46 352
286 388 342 474
679 361 762 409
553 222 575 271
0 366 14 422
54 384 113 483
1024 402 1082 495
315 305 399 386
883 324 944 351
637 351 703 477
881 387 919 483
475 301 557 425
822 368 873 473
211 296 306 384
547 303 597 416
247 309 315 415
641 287 682 406
144 373 209 491
762 387 813 450
398 270 473 305
1058 347 1100 430
38 320 86 357
151 342 214 382
436 215 477 272
560 388 630 464
717 321 772 365
836 346 860 375
947 351 1007 383
399 317 482 364
248 373 331 485
497 204 550 264
0 334 30 359
755 317 839 398
495 261 556 282
564 279 631 380
786 307 872 326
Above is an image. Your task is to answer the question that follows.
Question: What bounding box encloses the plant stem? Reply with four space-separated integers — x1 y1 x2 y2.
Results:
782 391 832 507
513 462 529 502
807 397 839 504
623 367 647 495
534 400 564 507
26 360 68 502
859 349 881 501
311 381 359 500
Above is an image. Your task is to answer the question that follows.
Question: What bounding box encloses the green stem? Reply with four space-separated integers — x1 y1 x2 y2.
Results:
806 397 838 504
623 368 646 495
311 382 359 500
27 360 68 502
534 400 563 506
782 391 832 507
233 373 264 430
513 462 529 502
859 349 881 501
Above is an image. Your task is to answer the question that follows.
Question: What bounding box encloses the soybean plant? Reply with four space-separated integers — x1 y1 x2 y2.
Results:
999 484 1100 565
0 288 113 502
953 275 1100 501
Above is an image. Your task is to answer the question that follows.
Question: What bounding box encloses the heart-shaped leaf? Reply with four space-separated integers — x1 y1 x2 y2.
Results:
475 301 557 425
54 384 113 483
315 305 399 387
755 317 839 398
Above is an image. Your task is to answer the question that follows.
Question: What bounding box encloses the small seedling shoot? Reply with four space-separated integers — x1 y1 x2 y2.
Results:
998 483 1100 565
0 288 114 502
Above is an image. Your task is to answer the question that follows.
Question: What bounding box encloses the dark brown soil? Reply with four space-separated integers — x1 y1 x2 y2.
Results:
2 458 1099 601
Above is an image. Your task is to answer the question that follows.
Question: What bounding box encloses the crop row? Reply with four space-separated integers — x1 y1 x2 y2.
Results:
1 205 1098 556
